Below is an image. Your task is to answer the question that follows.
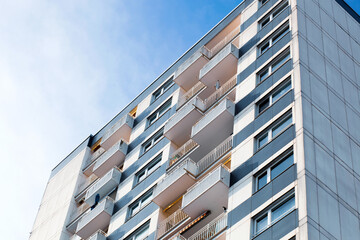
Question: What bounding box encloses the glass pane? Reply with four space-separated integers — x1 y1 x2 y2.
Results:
272 115 292 138
143 142 152 153
257 172 268 190
272 81 291 103
271 52 290 72
141 193 152 207
148 114 157 126
258 98 270 113
261 17 270 28
272 25 290 44
154 132 162 142
153 90 161 100
163 79 173 91
137 172 146 183
259 69 269 82
271 154 293 180
159 101 171 116
272 2 288 18
258 134 268 148
271 196 295 222
260 42 270 54
256 214 268 233
130 203 140 216
148 159 160 174
135 226 149 240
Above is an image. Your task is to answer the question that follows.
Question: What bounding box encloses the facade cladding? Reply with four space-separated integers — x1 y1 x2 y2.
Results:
30 0 360 240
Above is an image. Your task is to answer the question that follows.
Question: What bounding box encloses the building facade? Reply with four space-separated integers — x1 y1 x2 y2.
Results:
30 0 360 239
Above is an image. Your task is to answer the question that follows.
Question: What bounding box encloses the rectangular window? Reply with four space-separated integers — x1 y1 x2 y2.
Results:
135 153 162 185
255 151 294 191
256 112 292 150
125 221 150 240
253 192 295 235
128 190 153 218
152 77 173 103
257 49 290 83
259 1 289 29
260 0 269 7
147 98 172 127
142 128 164 154
257 78 292 115
258 22 290 56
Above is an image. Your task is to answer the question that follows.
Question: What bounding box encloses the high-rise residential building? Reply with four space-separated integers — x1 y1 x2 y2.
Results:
30 0 360 239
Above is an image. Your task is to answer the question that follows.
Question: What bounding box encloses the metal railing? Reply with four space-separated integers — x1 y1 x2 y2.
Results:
202 75 236 111
188 213 227 240
177 82 206 110
204 27 240 58
196 136 232 175
168 139 198 168
157 209 189 237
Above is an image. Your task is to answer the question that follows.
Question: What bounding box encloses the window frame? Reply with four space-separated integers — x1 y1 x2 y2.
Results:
253 192 295 236
124 221 150 240
151 77 174 103
256 112 293 150
255 150 294 191
257 48 291 84
141 128 164 154
259 0 289 30
134 153 162 186
258 22 290 56
128 190 153 219
147 98 172 128
257 77 292 115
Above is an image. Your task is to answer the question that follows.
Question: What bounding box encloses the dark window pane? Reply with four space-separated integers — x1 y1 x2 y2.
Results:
256 214 268 233
271 196 295 221
272 115 292 138
259 98 270 113
271 154 293 180
260 42 270 54
259 69 269 82
272 51 290 72
272 80 291 102
257 172 268 190
272 25 290 44
258 134 268 148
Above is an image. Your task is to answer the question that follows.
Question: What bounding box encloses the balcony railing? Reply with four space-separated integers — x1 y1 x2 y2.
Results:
169 235 186 240
83 148 106 171
188 213 227 240
87 229 107 240
204 27 240 59
158 209 189 237
168 139 198 168
196 136 232 175
67 203 91 231
177 82 206 110
202 75 236 111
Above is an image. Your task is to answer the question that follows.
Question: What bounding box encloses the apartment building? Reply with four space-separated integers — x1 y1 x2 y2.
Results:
29 0 360 239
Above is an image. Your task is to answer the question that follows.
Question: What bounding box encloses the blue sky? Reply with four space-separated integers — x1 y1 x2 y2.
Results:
0 1 358 239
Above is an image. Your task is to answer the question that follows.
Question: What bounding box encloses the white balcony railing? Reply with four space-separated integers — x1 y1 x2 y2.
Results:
168 139 198 168
196 136 232 175
83 148 106 171
177 82 206 110
67 203 91 229
188 213 227 240
157 209 189 237
202 75 236 111
204 27 240 59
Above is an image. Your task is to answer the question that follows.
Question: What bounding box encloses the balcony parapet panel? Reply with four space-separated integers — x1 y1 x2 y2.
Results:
101 114 133 150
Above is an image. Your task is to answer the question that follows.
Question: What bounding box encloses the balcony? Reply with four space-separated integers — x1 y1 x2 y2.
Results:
174 47 210 91
188 213 227 240
182 166 230 218
66 203 91 233
153 158 197 208
191 98 235 147
164 97 204 146
83 147 106 176
88 230 107 240
101 114 133 150
157 209 190 239
85 168 121 205
177 82 206 110
168 139 198 169
199 43 239 88
92 140 127 178
76 197 114 239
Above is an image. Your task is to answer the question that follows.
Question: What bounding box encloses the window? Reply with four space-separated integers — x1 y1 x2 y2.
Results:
128 190 153 218
142 128 164 154
125 222 150 240
253 193 295 235
259 1 289 29
255 151 294 191
258 23 290 55
257 78 292 114
256 112 292 149
260 0 270 7
147 98 172 127
152 77 173 103
257 49 290 83
135 153 162 185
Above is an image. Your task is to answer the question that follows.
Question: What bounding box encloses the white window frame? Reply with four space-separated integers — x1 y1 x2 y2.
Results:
256 112 293 150
259 0 289 30
257 77 292 114
253 192 295 236
147 98 172 127
142 128 164 154
135 153 162 186
255 150 294 191
258 22 290 56
128 190 153 219
258 48 291 83
152 77 174 103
